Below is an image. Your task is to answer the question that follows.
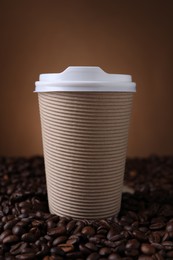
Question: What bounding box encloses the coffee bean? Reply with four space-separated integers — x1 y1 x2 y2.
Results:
36 244 49 257
97 228 107 236
10 242 28 255
148 232 161 243
44 234 52 241
66 237 79 245
166 221 173 232
21 248 36 254
99 220 111 230
66 220 76 233
12 225 25 236
4 219 18 230
48 226 66 236
141 243 156 255
99 247 111 256
73 221 84 235
125 249 139 257
151 242 163 250
66 251 83 258
108 253 121 260
85 242 98 252
52 236 67 246
0 229 12 242
82 226 95 237
15 221 28 228
46 220 57 229
107 227 120 240
138 256 153 260
162 241 173 250
31 219 44 227
50 246 65 256
126 239 140 250
153 253 164 260
149 222 165 230
58 243 74 253
132 230 146 241
79 244 91 254
21 233 36 242
18 201 32 209
15 253 35 259
3 235 19 244
87 252 100 260
42 257 51 260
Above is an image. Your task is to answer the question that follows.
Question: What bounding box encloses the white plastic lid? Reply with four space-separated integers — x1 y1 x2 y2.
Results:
35 66 136 92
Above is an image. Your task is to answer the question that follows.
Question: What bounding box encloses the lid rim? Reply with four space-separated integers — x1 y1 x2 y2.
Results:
35 66 136 93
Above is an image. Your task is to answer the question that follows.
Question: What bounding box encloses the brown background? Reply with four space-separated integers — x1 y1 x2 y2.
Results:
0 0 173 157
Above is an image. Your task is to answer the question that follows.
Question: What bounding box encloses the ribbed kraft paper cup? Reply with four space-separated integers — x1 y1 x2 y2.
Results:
35 67 136 219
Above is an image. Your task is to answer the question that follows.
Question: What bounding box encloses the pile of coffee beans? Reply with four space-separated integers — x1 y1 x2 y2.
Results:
0 155 173 259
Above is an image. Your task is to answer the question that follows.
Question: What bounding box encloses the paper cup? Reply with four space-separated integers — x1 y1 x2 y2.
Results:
35 67 136 219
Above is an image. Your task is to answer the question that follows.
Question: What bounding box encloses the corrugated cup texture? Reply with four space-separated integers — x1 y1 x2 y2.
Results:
38 92 133 219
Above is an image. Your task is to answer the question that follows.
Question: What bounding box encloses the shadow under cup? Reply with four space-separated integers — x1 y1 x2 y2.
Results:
38 91 133 219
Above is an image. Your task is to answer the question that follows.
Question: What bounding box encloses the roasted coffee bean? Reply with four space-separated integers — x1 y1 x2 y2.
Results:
73 221 84 234
66 251 83 259
47 226 66 236
3 219 18 230
85 242 98 252
97 228 107 236
79 244 91 255
15 253 35 259
36 244 49 257
46 220 57 229
66 220 76 233
44 234 52 241
21 248 36 254
125 239 140 250
3 235 19 244
99 247 111 256
141 243 156 255
0 229 12 242
162 241 173 250
149 222 165 230
66 237 79 245
82 226 95 237
31 219 44 227
10 242 27 255
125 249 139 257
58 243 74 253
148 232 161 243
50 246 65 256
52 236 67 246
99 220 111 230
153 253 164 260
12 225 25 236
108 253 121 260
166 221 173 232
18 201 32 209
107 227 121 240
15 221 28 228
151 242 163 250
132 230 146 241
162 232 169 242
138 256 153 260
69 233 85 242
21 233 36 242
87 252 100 260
